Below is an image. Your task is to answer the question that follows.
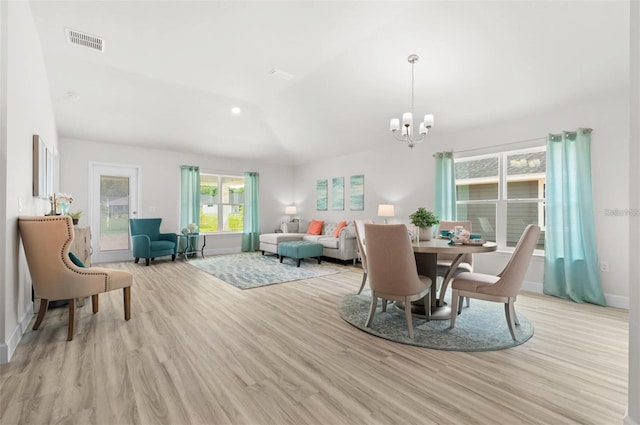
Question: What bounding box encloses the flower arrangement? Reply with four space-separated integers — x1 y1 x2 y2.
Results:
47 192 73 216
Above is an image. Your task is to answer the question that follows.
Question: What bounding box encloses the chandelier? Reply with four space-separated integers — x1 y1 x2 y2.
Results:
389 54 434 148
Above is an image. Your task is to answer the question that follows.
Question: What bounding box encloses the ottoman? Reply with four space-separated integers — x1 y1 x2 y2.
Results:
278 241 323 267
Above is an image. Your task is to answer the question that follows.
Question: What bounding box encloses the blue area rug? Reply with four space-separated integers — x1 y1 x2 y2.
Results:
188 252 345 289
338 291 534 351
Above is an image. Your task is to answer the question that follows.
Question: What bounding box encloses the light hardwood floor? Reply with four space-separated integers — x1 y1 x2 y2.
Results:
0 259 628 425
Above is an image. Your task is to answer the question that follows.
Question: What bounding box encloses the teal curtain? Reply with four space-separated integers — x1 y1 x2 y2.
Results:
543 129 606 305
180 165 200 232
434 152 457 221
241 171 260 252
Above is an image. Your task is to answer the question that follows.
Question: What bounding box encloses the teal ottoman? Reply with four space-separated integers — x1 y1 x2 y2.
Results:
278 241 323 267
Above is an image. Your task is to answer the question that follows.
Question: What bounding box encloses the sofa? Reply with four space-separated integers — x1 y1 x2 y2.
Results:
259 219 357 264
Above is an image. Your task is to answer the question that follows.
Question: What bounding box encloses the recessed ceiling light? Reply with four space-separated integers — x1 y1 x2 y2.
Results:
231 107 241 114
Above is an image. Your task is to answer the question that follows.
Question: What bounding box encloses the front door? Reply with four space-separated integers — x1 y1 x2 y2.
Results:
89 162 140 263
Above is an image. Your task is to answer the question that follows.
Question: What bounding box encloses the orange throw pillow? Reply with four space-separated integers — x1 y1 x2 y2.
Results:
307 220 324 235
333 221 347 238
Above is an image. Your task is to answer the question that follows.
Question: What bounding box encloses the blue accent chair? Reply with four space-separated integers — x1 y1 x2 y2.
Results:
129 218 178 266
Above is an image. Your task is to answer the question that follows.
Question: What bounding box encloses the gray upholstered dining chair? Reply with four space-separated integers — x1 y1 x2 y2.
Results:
18 216 133 341
437 220 473 307
353 219 373 294
364 224 431 339
449 224 540 340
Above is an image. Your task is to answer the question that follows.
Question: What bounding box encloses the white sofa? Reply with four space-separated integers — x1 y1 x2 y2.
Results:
259 220 357 264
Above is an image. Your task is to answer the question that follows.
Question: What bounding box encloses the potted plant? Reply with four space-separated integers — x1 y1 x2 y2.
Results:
69 211 82 225
409 207 439 240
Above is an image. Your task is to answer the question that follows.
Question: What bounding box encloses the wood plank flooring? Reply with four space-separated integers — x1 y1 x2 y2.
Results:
0 258 628 425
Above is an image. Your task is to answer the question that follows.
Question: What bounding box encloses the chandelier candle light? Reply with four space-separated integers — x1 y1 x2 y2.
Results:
390 54 434 148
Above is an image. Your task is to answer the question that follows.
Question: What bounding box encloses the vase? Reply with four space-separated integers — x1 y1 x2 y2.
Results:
419 226 433 241
59 201 70 216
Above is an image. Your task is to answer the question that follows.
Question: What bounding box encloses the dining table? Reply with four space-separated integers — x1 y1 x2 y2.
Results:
398 238 498 320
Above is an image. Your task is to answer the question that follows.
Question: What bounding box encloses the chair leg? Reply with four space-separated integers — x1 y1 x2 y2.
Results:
511 302 520 326
134 258 139 264
33 299 49 330
172 254 176 261
465 297 470 308
67 299 76 341
450 290 460 328
423 294 430 321
92 294 99 314
357 272 367 294
145 258 150 266
505 301 517 340
382 299 387 312
365 294 377 328
124 287 131 321
404 297 414 339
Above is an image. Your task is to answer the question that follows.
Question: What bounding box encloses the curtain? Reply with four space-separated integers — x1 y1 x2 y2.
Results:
543 129 606 305
434 152 457 221
241 171 260 252
180 165 200 232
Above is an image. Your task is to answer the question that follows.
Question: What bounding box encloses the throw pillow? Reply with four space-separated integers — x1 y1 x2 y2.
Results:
68 252 86 268
307 220 324 235
333 220 348 238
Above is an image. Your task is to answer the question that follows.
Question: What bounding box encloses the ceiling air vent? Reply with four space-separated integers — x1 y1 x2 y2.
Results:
66 28 104 52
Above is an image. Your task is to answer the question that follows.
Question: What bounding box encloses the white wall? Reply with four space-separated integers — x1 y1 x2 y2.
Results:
293 89 630 307
58 138 295 257
0 1 58 363
625 1 639 423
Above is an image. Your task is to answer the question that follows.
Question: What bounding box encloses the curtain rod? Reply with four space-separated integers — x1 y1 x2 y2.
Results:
449 128 593 155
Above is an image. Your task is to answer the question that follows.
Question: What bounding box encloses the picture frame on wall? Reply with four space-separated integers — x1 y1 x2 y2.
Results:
316 179 328 211
350 174 364 211
32 134 53 199
332 177 344 211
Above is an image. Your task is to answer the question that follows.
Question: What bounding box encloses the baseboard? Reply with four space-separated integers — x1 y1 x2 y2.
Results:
203 247 241 256
624 410 639 425
521 281 629 309
0 303 34 364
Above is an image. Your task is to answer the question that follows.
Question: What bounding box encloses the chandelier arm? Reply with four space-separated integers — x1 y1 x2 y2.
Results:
392 132 409 143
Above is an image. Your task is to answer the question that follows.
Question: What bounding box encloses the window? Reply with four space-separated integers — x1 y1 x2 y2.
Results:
455 147 546 250
199 173 245 233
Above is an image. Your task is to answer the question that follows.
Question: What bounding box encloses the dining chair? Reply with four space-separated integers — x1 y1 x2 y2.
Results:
437 220 473 307
18 216 134 341
364 224 431 339
353 219 373 294
449 224 540 340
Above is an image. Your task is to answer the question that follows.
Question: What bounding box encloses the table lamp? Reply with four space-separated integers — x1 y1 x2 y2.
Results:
377 204 395 224
284 205 297 222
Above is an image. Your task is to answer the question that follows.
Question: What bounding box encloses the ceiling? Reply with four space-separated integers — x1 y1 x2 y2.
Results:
29 1 630 165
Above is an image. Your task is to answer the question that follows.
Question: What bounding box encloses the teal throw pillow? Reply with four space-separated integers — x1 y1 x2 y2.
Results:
68 252 86 268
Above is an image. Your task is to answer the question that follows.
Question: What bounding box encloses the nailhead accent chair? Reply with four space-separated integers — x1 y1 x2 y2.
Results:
364 224 431 339
449 224 540 340
18 216 133 341
129 218 178 266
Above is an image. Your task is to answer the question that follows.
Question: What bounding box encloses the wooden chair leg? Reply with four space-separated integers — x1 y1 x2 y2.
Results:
450 290 460 329
33 299 49 330
357 272 367 294
405 296 414 339
124 287 131 321
92 294 99 314
382 299 388 312
365 294 377 328
145 258 150 266
67 299 76 341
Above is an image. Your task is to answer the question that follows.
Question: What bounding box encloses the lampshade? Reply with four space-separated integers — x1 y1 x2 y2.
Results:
377 204 395 217
284 206 297 215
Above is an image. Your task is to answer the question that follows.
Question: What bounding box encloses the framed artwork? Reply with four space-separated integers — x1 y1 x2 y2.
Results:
350 174 365 211
316 179 328 211
332 177 344 211
32 135 53 199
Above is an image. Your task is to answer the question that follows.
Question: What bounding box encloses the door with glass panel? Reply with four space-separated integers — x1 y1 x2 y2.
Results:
89 163 140 263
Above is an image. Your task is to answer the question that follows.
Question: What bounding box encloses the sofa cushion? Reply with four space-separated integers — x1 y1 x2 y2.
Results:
260 233 305 244
297 219 310 233
302 235 340 249
307 220 324 235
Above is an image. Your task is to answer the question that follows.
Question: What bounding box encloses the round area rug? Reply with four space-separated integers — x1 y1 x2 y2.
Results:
338 292 534 351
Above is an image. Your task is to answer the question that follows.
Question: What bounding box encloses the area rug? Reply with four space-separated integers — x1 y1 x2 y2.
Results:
338 291 534 351
188 252 346 289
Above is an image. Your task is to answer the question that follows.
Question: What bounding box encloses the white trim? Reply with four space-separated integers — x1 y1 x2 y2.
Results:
0 303 34 364
624 411 639 425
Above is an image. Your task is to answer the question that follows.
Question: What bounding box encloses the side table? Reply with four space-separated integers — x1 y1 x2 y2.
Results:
180 233 206 260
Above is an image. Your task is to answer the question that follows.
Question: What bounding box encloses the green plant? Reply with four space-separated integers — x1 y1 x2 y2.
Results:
409 207 439 228
68 211 82 219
